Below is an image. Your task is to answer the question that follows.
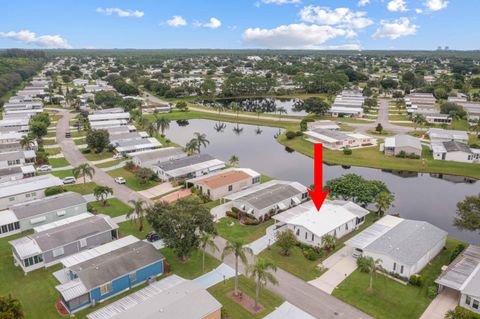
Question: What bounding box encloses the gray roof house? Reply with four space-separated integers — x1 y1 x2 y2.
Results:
0 150 36 169
346 215 447 278
383 134 422 157
431 141 480 163
152 154 225 181
86 275 222 319
131 147 188 167
9 213 118 274
0 192 88 238
436 245 480 314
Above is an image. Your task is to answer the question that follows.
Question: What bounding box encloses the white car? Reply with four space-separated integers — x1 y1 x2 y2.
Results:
36 165 52 172
114 177 126 184
62 176 76 185
113 153 123 159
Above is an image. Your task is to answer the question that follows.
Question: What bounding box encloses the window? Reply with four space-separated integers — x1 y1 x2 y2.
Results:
52 247 65 258
9 197 15 202
466 296 471 305
393 263 396 271
129 272 137 282
100 282 112 295
79 238 87 248
296 229 300 236
57 210 66 217
305 232 308 239
252 176 260 184
228 185 233 192
311 234 314 241
345 223 349 231
1 225 7 233
474 299 479 310
301 192 308 199
400 265 404 274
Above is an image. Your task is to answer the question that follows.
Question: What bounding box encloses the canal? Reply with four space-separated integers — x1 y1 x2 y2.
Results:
164 119 480 244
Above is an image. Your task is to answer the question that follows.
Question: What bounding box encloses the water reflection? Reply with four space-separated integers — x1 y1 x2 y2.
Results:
164 119 480 243
176 120 189 127
198 98 307 116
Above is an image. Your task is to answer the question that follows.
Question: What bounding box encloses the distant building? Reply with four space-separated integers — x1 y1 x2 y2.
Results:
383 134 422 157
306 120 340 131
327 90 365 118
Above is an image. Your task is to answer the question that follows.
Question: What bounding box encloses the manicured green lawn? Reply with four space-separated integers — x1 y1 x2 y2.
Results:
70 130 86 138
279 135 480 179
260 214 378 281
89 198 133 217
203 199 222 210
107 167 160 191
95 159 125 168
83 150 114 161
45 148 61 156
0 232 64 319
207 276 283 319
333 237 464 319
260 174 273 183
42 139 57 145
63 182 98 195
39 169 74 179
118 219 153 239
47 157 70 168
216 218 274 244
74 138 86 145
160 248 221 279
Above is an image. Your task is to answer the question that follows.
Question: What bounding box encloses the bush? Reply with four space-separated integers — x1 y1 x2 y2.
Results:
226 210 238 219
124 160 136 172
300 118 315 131
295 131 303 137
427 285 438 299
231 206 242 215
87 202 96 213
446 306 480 319
343 148 352 155
409 274 424 287
303 247 321 261
243 217 260 225
450 243 466 262
285 131 296 139
45 186 64 197
81 148 92 154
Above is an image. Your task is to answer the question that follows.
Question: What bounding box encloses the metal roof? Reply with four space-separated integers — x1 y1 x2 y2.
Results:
436 245 480 291
0 174 63 198
11 191 86 220
385 135 422 150
155 154 215 171
130 147 187 164
235 183 303 211
345 215 403 250
461 265 480 298
0 209 19 226
56 279 88 302
87 276 221 319
88 112 130 122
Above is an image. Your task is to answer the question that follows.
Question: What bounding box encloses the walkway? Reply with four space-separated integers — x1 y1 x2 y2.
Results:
420 288 459 319
192 263 236 289
246 224 278 255
309 247 357 294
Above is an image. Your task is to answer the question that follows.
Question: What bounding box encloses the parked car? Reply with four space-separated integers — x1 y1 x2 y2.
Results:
36 165 52 172
113 153 123 160
65 131 71 138
352 248 363 259
114 177 126 184
62 176 76 184
146 232 161 242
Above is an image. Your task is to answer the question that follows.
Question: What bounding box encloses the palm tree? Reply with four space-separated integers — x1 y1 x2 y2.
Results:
471 118 480 137
276 106 287 121
138 117 149 130
127 199 146 231
199 232 218 273
185 139 198 155
20 135 34 150
412 114 426 130
375 191 395 216
247 258 278 309
230 102 241 121
72 163 95 188
193 132 209 153
365 257 382 292
321 234 337 252
155 117 171 136
146 122 156 137
93 186 113 207
221 240 253 296
229 155 239 167
213 122 226 132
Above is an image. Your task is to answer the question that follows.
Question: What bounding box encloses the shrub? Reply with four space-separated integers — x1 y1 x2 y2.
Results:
396 150 407 158
409 274 424 287
81 148 91 154
295 131 303 137
45 186 64 196
303 248 321 261
124 160 136 172
300 118 315 131
450 243 466 262
243 217 260 225
285 131 296 140
226 210 238 219
343 148 352 155
231 207 242 215
427 285 438 299
357 256 371 273
87 202 96 213
445 306 480 319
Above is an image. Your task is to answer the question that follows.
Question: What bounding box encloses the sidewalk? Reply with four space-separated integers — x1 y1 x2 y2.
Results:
192 263 235 289
137 182 178 199
246 224 279 255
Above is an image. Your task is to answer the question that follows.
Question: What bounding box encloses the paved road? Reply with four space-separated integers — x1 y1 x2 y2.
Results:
56 109 152 207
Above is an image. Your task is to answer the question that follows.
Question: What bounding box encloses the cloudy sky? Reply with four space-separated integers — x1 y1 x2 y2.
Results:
0 0 475 50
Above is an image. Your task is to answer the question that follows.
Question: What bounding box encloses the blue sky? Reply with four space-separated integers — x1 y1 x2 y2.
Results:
0 0 476 50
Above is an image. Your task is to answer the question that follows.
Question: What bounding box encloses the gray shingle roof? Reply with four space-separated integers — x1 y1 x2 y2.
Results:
236 183 302 211
11 192 86 220
365 219 447 266
443 141 472 153
72 241 164 290
154 154 215 171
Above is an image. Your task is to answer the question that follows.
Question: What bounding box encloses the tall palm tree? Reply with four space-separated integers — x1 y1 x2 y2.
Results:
127 199 146 232
321 234 337 253
185 139 199 155
276 106 287 121
146 122 156 137
365 257 382 292
229 155 239 167
247 258 278 309
20 135 34 150
471 118 480 137
199 232 218 273
72 163 95 188
221 240 253 296
193 132 209 153
230 102 241 122
93 185 113 207
155 117 171 136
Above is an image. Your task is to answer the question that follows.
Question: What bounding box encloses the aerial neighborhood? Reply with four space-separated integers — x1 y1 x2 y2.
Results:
1 1 480 319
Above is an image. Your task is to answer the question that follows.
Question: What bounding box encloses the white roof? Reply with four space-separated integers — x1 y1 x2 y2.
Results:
223 180 306 201
329 106 363 114
88 112 130 122
90 120 128 128
0 174 63 198
116 138 161 153
60 235 139 268
274 200 369 238
345 215 403 250
166 159 225 178
20 165 36 174
0 209 19 226
431 142 447 153
8 236 42 258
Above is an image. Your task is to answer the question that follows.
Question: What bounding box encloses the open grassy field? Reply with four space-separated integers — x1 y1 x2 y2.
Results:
333 237 464 319
279 135 480 179
216 218 274 244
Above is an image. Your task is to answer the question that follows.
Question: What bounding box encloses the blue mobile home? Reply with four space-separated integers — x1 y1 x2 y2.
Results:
55 236 165 313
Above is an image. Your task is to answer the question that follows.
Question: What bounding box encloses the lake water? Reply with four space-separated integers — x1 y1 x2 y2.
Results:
199 98 307 117
165 119 480 244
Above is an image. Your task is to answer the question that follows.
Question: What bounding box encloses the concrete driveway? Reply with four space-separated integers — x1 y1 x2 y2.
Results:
137 182 178 199
309 246 357 294
420 288 459 319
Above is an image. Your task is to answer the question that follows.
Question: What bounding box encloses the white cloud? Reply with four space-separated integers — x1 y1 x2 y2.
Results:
319 43 362 50
96 7 144 18
415 8 424 13
373 17 417 40
195 17 222 29
358 0 370 7
0 30 71 48
299 6 373 29
242 23 353 49
387 0 408 12
166 15 187 27
261 0 301 4
425 0 448 11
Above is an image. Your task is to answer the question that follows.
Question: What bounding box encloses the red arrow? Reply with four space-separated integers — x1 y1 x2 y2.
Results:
307 143 330 211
